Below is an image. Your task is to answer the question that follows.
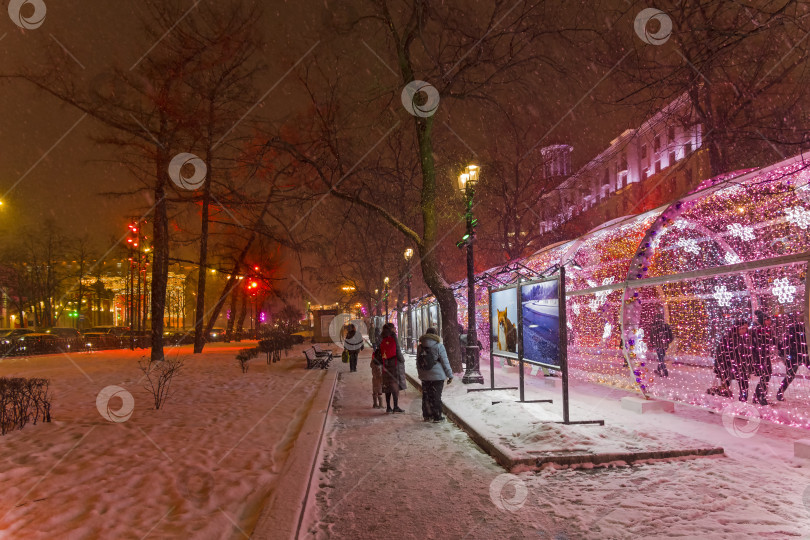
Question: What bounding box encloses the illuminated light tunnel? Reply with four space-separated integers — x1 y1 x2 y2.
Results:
396 154 810 428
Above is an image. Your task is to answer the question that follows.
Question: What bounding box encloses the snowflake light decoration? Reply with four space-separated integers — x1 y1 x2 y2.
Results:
633 328 648 355
724 252 741 265
676 238 700 254
727 223 754 241
772 277 796 304
587 277 615 312
786 206 810 230
673 219 690 230
602 323 612 341
713 285 733 307
796 179 810 204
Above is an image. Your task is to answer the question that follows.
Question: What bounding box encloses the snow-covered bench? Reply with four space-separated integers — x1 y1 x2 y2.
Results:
303 347 330 369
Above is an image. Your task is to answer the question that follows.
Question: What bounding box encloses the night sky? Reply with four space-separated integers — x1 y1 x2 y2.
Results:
0 1 316 248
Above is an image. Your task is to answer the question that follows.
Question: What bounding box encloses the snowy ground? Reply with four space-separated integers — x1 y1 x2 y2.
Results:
307 350 810 539
3 343 810 539
0 342 332 539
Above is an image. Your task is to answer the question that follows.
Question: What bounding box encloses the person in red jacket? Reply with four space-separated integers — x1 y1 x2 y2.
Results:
377 323 406 413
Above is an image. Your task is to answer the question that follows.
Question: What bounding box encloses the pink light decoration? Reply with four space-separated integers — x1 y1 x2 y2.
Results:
397 155 810 428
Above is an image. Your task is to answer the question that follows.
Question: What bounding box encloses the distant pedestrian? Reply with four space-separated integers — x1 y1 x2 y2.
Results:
649 314 674 378
342 324 364 372
459 326 483 369
370 347 383 408
378 323 406 413
777 314 808 401
373 323 382 349
749 310 781 405
708 320 753 401
417 327 453 423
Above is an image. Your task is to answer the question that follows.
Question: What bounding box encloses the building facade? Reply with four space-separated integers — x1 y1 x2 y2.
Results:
539 94 708 238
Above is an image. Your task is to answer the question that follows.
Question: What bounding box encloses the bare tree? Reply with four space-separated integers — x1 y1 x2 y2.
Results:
595 0 810 174
268 0 569 370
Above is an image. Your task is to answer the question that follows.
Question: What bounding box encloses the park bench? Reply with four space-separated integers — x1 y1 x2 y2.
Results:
312 344 334 359
303 347 331 369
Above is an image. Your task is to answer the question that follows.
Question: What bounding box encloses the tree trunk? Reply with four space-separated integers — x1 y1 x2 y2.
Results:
236 291 248 338
413 114 462 372
225 282 238 342
150 156 170 362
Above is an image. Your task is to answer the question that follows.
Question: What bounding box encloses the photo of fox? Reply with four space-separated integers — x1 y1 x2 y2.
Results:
496 307 517 353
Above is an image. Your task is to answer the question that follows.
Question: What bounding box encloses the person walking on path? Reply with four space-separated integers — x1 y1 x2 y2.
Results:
777 314 808 401
750 310 782 405
417 327 453 423
342 324 364 372
378 323 406 413
649 313 674 378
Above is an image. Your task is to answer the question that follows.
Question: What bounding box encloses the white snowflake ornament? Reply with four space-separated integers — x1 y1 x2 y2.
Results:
727 223 754 241
713 285 733 307
772 277 796 304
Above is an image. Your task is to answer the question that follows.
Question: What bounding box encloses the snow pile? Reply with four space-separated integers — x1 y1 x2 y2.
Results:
0 343 331 538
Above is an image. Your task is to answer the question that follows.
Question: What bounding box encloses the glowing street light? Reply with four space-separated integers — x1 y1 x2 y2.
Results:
404 248 414 352
458 163 484 384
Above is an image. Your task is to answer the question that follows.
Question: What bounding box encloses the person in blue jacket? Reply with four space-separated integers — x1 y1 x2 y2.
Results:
416 327 453 423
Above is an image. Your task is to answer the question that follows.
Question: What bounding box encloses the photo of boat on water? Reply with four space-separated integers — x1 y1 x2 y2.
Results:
521 278 560 367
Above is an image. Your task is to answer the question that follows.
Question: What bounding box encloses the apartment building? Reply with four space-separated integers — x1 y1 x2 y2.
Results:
538 94 709 237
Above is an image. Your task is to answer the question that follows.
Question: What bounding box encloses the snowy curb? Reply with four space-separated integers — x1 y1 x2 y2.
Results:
252 368 339 540
405 372 724 471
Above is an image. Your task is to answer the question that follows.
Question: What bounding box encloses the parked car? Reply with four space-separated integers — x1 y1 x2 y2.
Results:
165 331 194 345
207 328 226 342
86 326 128 337
16 333 61 354
42 327 82 339
0 328 35 345
83 331 121 350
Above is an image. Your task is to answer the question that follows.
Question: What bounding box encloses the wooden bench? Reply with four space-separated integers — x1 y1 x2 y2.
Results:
312 344 333 359
303 347 331 369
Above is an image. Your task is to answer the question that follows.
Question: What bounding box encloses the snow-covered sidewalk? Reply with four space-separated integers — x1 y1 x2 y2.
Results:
0 343 332 539
306 351 810 538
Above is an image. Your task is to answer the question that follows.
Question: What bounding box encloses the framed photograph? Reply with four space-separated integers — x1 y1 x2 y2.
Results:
520 277 561 368
490 285 519 359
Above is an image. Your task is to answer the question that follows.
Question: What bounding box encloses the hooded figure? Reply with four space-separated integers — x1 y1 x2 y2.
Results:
649 314 674 378
749 310 782 405
378 323 406 413
709 319 753 400
417 328 453 422
778 314 808 401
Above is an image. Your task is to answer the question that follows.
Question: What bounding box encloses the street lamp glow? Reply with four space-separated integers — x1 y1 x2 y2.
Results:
458 172 469 192
466 164 479 184
404 248 414 261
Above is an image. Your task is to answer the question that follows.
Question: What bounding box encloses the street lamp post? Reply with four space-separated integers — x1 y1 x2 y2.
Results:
458 165 484 384
383 277 390 323
404 248 414 352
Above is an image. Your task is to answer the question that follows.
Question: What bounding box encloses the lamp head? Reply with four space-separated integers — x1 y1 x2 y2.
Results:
466 164 480 186
458 173 469 192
